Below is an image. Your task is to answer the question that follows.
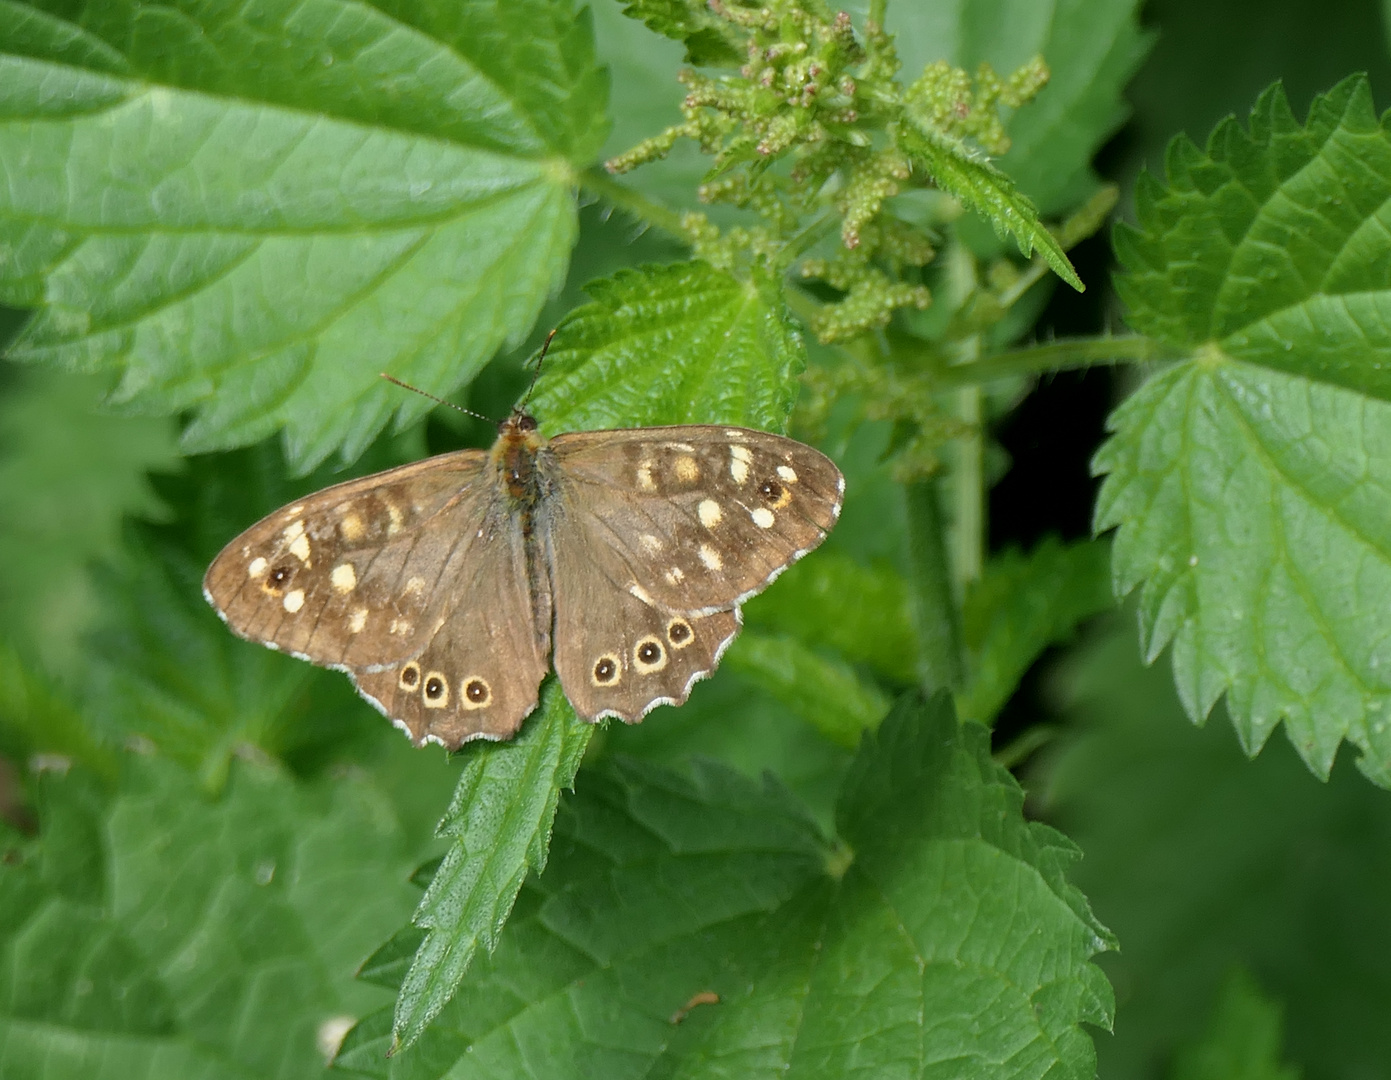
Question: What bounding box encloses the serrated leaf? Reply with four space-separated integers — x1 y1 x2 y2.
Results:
898 125 1083 290
353 693 1113 1078
886 0 1151 213
0 0 607 471
0 365 177 669
529 261 806 433
1114 76 1391 401
1170 969 1300 1080
1042 625 1389 1079
957 537 1113 725
724 631 889 747
0 754 437 1080
617 0 742 65
1098 76 1391 784
390 686 592 1053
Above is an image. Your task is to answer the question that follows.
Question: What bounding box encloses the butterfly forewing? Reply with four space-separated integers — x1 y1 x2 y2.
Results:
205 450 495 669
545 426 843 615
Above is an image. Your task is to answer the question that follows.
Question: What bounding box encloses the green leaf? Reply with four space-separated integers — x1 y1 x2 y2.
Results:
957 537 1113 725
85 441 422 786
616 0 742 65
885 0 1151 213
723 631 889 748
354 693 1113 1077
0 0 607 471
0 754 439 1080
0 642 117 783
529 261 806 434
898 125 1083 290
742 549 920 683
1170 969 1301 1080
390 686 592 1053
1040 623 1389 1079
1099 76 1391 784
0 365 177 670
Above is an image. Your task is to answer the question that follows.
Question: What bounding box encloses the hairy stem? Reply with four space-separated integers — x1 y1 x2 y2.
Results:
580 167 689 239
938 334 1173 385
904 479 965 693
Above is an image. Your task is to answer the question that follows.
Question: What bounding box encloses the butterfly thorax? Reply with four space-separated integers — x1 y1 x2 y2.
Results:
492 412 548 506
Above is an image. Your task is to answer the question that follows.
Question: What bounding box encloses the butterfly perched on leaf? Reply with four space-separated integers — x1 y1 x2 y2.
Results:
204 404 843 749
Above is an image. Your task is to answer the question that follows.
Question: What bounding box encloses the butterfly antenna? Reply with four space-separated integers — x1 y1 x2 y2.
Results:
379 374 496 424
518 328 557 413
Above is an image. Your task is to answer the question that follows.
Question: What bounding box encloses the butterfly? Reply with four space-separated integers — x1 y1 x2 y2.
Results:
204 410 844 749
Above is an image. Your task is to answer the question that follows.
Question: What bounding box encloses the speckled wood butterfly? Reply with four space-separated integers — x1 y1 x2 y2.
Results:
204 409 843 749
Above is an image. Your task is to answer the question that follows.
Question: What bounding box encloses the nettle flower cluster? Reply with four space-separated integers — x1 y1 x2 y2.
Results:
608 0 1049 345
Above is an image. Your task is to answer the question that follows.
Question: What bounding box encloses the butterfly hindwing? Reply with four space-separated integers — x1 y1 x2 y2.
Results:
350 513 550 745
547 529 742 721
545 425 844 614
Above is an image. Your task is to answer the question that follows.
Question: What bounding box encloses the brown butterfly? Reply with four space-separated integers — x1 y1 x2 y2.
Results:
204 409 843 749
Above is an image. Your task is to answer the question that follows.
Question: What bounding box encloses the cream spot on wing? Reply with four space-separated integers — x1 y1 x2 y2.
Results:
247 557 268 579
389 618 412 636
751 507 775 529
289 533 312 564
283 519 306 543
629 583 656 606
385 503 404 535
404 576 426 595
283 589 305 613
340 511 365 541
331 563 357 592
637 462 656 491
777 465 798 483
640 534 663 554
724 429 744 439
699 544 722 571
664 441 696 452
348 608 368 633
665 566 685 585
729 445 752 484
287 504 305 516
675 456 700 482
698 499 722 528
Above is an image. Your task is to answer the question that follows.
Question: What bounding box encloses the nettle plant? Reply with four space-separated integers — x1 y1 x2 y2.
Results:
1 0 1388 1075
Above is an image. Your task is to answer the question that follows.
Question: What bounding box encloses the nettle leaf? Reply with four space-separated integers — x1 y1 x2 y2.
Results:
391 686 592 1052
529 261 805 434
888 0 1151 213
1099 75 1391 784
724 631 889 748
957 537 1113 725
1042 626 1391 1078
0 366 178 669
898 125 1082 290
0 754 438 1080
340 694 1114 1078
743 549 920 684
0 0 606 472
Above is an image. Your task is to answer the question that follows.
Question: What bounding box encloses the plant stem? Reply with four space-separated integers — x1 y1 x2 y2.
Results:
952 382 983 590
937 334 1172 386
579 166 689 239
904 479 965 694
